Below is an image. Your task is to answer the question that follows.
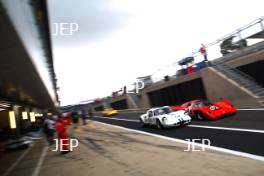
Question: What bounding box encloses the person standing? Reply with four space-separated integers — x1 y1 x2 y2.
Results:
199 44 208 62
64 112 74 138
72 111 79 129
43 114 55 145
88 109 93 119
55 114 70 154
80 109 87 125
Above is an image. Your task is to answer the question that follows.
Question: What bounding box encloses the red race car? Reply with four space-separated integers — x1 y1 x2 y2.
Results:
170 99 237 120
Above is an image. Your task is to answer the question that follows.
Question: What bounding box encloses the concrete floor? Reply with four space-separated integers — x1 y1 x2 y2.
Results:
1 122 263 176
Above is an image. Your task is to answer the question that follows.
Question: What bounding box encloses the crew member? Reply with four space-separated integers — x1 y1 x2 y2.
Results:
43 113 55 145
55 114 70 154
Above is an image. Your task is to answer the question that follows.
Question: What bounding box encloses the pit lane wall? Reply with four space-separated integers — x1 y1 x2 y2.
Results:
202 67 260 108
145 68 260 108
95 67 260 111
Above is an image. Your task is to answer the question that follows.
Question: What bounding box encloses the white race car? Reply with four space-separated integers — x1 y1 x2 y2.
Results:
139 106 191 128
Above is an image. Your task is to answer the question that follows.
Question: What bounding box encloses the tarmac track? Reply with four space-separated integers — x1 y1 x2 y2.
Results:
92 110 264 157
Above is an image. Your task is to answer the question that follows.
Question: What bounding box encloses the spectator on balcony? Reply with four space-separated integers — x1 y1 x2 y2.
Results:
199 44 208 62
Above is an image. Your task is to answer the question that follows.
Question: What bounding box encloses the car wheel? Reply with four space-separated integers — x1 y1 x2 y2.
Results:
139 119 146 127
196 112 204 120
156 120 163 129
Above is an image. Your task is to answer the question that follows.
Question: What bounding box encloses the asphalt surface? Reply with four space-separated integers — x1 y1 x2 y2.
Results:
92 110 264 157
96 110 264 130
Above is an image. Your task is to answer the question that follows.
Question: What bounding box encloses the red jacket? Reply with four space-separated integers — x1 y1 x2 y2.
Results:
56 119 68 139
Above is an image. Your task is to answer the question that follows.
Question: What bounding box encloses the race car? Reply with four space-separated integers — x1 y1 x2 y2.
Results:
102 108 118 117
139 106 191 128
170 99 237 120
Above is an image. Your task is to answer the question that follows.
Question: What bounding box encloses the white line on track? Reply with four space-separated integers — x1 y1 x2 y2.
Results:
93 116 264 134
92 120 264 162
238 108 264 111
94 116 138 122
188 125 264 133
32 146 49 176
2 143 35 176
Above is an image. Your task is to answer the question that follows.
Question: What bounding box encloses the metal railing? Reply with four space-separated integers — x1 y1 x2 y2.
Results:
150 16 264 82
113 17 264 98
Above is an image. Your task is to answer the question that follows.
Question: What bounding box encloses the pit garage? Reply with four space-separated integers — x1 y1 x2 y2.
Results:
147 78 207 107
237 60 264 87
110 99 128 110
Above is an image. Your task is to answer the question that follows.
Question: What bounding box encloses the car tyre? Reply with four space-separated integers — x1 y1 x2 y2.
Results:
156 120 163 129
139 119 146 127
196 111 204 120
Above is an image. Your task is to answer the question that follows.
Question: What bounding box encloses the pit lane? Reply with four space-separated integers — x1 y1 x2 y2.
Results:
91 110 264 157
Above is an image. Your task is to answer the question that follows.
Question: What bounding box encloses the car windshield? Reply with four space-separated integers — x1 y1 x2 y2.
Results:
162 107 172 114
154 109 165 116
181 102 189 108
194 101 212 107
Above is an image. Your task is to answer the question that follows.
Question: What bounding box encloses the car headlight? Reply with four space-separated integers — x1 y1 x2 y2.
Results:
162 117 168 123
210 106 218 110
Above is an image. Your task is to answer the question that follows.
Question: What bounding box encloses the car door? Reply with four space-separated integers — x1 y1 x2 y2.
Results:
148 110 155 124
181 102 190 110
152 109 163 124
146 110 153 124
189 102 203 117
187 102 196 116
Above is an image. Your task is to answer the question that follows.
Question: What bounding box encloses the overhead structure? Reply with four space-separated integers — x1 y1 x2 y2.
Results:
0 0 59 110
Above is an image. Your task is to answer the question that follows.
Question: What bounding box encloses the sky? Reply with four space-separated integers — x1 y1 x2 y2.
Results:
47 0 264 106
